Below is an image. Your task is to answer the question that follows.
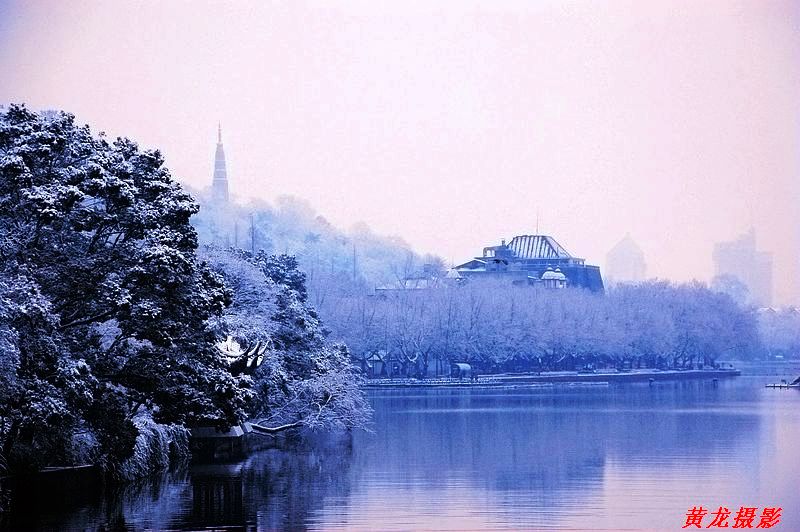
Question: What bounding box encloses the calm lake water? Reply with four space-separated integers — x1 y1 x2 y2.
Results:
4 370 800 531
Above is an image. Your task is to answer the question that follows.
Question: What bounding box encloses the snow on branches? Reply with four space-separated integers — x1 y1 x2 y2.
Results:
0 106 369 476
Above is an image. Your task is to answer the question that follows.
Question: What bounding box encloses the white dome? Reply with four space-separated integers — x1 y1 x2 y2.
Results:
541 268 567 281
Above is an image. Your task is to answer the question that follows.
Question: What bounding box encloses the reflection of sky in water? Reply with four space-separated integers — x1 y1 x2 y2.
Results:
4 376 798 530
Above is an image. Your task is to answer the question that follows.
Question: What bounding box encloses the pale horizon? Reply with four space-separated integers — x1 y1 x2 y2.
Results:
2 0 798 302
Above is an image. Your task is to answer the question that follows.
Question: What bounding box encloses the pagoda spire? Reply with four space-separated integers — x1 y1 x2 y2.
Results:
211 123 229 204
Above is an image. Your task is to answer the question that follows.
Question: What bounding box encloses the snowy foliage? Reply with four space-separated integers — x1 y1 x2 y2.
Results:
118 414 189 481
190 193 443 308
0 106 370 476
757 308 800 358
203 247 371 434
325 280 762 375
0 106 248 474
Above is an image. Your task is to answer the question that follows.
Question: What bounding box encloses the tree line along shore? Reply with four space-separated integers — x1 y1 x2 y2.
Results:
0 105 783 493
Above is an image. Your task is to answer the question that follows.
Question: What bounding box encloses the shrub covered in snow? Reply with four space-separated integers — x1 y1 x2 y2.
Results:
118 415 189 481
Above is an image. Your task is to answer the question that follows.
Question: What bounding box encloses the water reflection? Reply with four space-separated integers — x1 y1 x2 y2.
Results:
332 380 778 530
339 379 797 530
2 377 799 530
1 436 356 531
186 464 245 529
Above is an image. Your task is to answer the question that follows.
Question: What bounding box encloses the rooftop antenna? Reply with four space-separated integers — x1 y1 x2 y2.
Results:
536 209 540 235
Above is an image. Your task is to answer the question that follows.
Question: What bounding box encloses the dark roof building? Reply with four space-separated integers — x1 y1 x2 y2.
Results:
454 234 604 292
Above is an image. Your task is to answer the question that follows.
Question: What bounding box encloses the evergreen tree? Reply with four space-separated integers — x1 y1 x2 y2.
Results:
0 105 250 473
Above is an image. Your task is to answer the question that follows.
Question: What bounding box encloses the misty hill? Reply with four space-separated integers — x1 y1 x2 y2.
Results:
187 187 441 308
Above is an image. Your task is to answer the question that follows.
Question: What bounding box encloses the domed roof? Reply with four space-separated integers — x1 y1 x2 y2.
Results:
541 267 567 281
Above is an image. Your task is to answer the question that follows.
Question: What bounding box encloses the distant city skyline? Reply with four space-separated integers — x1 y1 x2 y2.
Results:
2 1 798 303
713 228 774 307
606 234 647 284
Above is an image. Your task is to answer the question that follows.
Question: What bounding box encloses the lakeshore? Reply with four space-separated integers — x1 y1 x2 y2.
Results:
3 376 798 530
364 368 741 388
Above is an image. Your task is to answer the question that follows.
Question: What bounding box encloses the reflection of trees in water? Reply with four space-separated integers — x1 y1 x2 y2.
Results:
361 383 760 503
2 384 763 530
181 462 246 529
600 381 761 455
361 390 607 501
1 436 356 531
1 468 191 530
101 470 192 530
240 435 355 530
174 435 355 530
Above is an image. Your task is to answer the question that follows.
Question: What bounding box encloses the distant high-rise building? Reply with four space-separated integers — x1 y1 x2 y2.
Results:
713 228 772 307
210 123 229 204
606 234 646 283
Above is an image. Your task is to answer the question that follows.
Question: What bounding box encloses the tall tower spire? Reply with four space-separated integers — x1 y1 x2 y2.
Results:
211 123 229 204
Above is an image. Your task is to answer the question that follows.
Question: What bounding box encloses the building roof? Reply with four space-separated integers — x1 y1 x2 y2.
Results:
451 233 605 291
457 234 586 269
191 424 249 438
505 235 574 260
456 258 487 270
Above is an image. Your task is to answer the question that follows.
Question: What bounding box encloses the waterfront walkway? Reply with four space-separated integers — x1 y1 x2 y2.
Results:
364 368 741 388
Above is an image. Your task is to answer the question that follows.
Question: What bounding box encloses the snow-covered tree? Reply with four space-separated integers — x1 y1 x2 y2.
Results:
324 279 761 375
0 105 250 473
758 308 800 358
711 274 750 307
203 247 370 434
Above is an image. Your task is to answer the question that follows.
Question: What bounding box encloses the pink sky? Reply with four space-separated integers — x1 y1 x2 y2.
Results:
1 0 799 302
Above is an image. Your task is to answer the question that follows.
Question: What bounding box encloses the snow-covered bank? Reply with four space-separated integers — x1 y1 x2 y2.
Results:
364 368 740 388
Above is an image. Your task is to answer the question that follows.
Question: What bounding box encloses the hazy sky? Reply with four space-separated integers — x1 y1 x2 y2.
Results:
1 0 799 302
